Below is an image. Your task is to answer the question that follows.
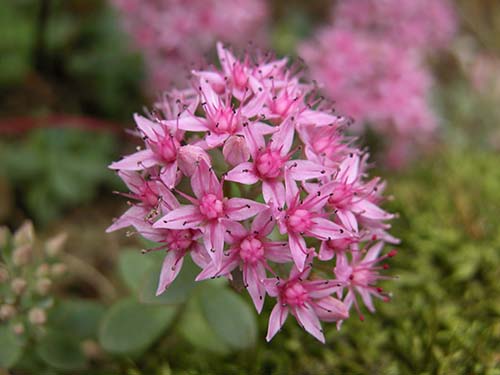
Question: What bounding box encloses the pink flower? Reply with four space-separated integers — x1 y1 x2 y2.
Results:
111 0 270 92
264 265 349 343
196 208 291 312
153 159 266 268
334 0 457 52
108 42 398 343
334 242 397 319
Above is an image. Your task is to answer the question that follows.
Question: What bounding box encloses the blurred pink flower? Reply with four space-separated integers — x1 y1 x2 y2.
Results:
334 0 457 52
111 0 269 92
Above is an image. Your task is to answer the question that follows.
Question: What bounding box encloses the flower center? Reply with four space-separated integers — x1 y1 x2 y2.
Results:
255 149 284 179
199 193 224 219
283 282 309 307
239 236 265 264
140 182 160 208
232 63 248 89
211 107 238 134
287 209 312 233
165 229 194 251
270 92 295 118
328 184 354 209
150 135 179 163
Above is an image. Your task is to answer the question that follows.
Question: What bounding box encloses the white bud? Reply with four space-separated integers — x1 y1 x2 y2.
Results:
0 304 16 320
36 263 50 277
177 145 211 176
12 323 25 335
11 278 27 295
28 308 46 325
223 135 250 166
51 263 67 277
13 221 35 248
35 278 52 295
45 233 67 257
0 226 10 248
0 267 9 283
12 244 32 267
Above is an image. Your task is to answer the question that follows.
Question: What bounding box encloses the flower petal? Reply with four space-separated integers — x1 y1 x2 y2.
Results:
109 149 157 170
295 304 325 343
225 162 259 185
154 205 204 229
225 198 266 221
156 251 184 296
266 303 289 342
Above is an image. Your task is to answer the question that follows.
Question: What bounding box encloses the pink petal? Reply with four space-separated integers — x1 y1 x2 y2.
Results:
154 205 204 229
134 114 159 141
250 208 275 236
159 161 178 189
109 149 157 170
308 217 350 241
244 264 266 313
190 243 211 269
177 145 211 176
243 123 265 158
336 210 359 233
288 234 309 272
106 205 147 233
265 242 292 263
286 160 330 180
166 116 207 132
262 181 286 208
195 254 239 281
223 220 248 243
205 132 229 148
191 159 220 199
266 303 289 342
318 241 335 261
294 304 325 343
156 251 183 296
223 136 250 166
225 162 259 185
271 117 294 156
314 296 349 322
225 198 266 221
203 221 224 268
262 278 280 297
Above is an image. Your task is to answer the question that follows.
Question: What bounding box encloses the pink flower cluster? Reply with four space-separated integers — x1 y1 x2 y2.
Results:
299 0 458 168
108 44 398 343
111 0 268 92
334 0 457 52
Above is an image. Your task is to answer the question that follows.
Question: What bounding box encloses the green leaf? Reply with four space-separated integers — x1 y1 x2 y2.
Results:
0 325 24 368
48 299 105 340
139 256 198 305
178 297 230 355
37 331 86 371
198 286 257 350
118 248 154 293
98 298 177 355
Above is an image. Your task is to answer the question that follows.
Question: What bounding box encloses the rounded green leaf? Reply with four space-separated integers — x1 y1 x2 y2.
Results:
98 298 177 355
0 325 24 368
139 256 198 305
48 299 105 340
118 248 154 293
178 297 230 355
198 286 257 350
37 331 86 371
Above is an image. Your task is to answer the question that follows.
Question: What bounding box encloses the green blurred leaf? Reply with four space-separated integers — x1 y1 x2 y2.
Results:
198 286 257 350
178 296 230 355
48 299 105 340
98 298 177 355
37 331 86 371
0 325 24 369
118 248 155 293
139 256 198 305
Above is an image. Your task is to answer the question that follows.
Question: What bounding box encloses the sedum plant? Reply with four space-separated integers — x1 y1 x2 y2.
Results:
108 43 398 343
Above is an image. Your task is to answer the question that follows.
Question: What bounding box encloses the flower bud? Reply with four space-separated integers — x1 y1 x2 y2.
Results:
36 263 50 277
82 339 102 360
177 145 210 176
0 304 16 320
13 221 34 248
45 233 67 257
35 278 52 295
12 323 25 335
51 263 67 277
223 135 250 166
28 308 46 325
11 278 27 295
12 244 32 267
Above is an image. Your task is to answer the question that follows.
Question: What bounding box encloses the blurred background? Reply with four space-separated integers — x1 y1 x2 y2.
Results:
1 0 500 374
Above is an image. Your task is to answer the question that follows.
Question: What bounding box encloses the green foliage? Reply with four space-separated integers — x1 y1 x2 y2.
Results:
98 298 177 356
0 325 25 369
36 331 87 371
0 127 119 225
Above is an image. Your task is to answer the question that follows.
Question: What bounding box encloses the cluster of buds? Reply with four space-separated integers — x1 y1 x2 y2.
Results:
0 222 67 337
111 0 269 93
108 43 399 342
